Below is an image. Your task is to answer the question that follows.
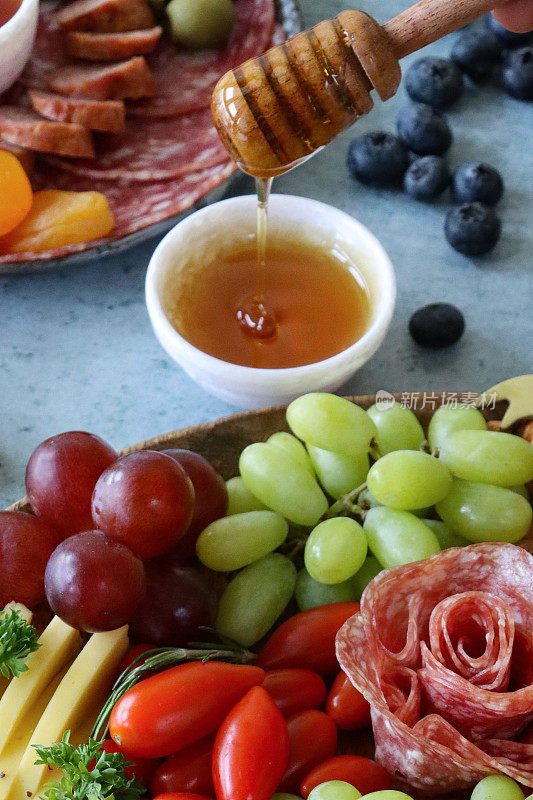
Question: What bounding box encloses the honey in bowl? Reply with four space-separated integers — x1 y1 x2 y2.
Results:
161 231 371 370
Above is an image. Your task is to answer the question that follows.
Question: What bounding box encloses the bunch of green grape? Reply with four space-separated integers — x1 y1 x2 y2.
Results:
194 393 533 647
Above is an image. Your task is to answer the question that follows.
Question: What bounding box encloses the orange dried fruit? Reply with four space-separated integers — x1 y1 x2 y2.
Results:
0 189 114 254
0 150 33 236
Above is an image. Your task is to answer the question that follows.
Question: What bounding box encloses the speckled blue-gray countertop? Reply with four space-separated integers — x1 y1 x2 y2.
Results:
1 0 532 507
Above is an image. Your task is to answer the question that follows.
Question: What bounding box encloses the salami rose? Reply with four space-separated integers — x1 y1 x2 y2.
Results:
336 543 533 794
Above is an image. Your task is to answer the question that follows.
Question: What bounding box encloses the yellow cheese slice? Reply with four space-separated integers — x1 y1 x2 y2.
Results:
0 617 81 800
11 626 129 800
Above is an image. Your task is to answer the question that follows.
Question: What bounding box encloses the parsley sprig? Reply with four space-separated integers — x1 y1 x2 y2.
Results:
0 607 40 679
34 731 144 800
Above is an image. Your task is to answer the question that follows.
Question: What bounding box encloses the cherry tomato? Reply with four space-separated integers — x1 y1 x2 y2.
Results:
325 672 371 730
256 603 359 675
300 755 392 798
263 669 327 717
0 150 32 237
213 686 289 800
118 643 155 674
150 737 214 797
109 661 264 758
152 795 213 800
94 739 159 787
278 710 337 793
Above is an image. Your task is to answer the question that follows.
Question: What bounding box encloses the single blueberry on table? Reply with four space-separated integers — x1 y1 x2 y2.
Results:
347 132 409 187
405 57 464 108
502 47 533 100
397 103 452 155
452 162 504 205
444 202 501 256
451 30 503 82
404 156 450 201
485 13 533 46
409 303 465 348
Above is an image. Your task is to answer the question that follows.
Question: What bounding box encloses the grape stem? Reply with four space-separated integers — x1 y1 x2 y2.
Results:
91 643 256 741
325 483 367 519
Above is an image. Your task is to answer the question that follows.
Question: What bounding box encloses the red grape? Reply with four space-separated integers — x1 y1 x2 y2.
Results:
161 449 228 556
25 431 117 538
130 557 218 646
0 511 61 608
91 451 195 560
44 531 146 632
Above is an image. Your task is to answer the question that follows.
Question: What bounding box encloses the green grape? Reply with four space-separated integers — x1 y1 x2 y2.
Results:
267 432 315 475
294 568 357 611
196 510 288 571
510 484 529 498
435 478 532 544
364 507 440 568
351 556 382 599
216 553 296 646
427 404 487 452
308 781 362 800
305 517 367 584
226 477 267 515
367 401 425 455
422 518 469 549
470 775 525 800
359 793 414 800
439 430 533 486
239 442 328 526
367 450 452 510
287 394 377 457
307 444 369 500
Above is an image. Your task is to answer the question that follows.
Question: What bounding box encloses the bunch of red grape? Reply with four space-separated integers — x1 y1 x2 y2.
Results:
0 432 228 635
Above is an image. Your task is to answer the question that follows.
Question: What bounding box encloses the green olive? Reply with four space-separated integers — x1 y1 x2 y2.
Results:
166 0 234 49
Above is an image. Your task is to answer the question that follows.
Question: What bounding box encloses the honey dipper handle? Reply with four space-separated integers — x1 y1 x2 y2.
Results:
383 0 499 59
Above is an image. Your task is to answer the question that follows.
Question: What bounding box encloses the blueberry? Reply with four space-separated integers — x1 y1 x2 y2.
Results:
397 103 452 155
405 57 464 108
409 303 465 348
485 13 533 47
451 30 502 82
347 132 409 187
502 47 533 100
452 162 504 205
444 202 501 255
404 156 450 201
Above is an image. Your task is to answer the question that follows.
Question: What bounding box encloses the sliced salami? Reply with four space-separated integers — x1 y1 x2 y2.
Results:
66 27 162 61
0 106 95 158
336 544 533 794
42 109 228 180
54 0 155 33
47 57 157 100
0 160 235 263
129 0 275 118
29 91 126 133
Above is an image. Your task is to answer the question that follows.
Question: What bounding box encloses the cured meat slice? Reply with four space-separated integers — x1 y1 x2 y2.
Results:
336 544 533 794
0 138 35 175
55 0 155 32
42 109 228 180
0 160 235 263
0 106 94 158
29 91 126 133
66 27 162 60
129 0 275 117
48 57 157 100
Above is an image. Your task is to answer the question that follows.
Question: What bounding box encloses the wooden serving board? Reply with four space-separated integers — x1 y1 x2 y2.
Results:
5 393 512 799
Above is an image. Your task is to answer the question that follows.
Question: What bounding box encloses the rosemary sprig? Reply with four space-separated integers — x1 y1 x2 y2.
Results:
0 606 40 679
91 643 256 741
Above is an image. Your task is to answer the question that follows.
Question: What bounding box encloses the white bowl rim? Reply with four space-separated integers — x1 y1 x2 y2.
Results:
146 193 396 378
0 0 38 35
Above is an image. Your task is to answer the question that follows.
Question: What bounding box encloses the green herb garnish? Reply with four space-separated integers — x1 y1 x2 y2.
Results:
0 607 40 679
34 731 144 800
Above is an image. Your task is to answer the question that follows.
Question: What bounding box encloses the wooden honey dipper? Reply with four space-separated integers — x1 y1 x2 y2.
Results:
211 0 501 177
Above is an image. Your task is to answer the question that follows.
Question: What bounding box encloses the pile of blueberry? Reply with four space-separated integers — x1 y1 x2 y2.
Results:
347 15 532 258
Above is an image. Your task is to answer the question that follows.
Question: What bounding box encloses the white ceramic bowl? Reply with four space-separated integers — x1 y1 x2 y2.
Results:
146 194 396 409
0 0 39 95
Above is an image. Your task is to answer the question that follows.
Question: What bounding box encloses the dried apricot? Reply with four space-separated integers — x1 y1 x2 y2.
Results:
0 150 33 236
0 189 114 254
